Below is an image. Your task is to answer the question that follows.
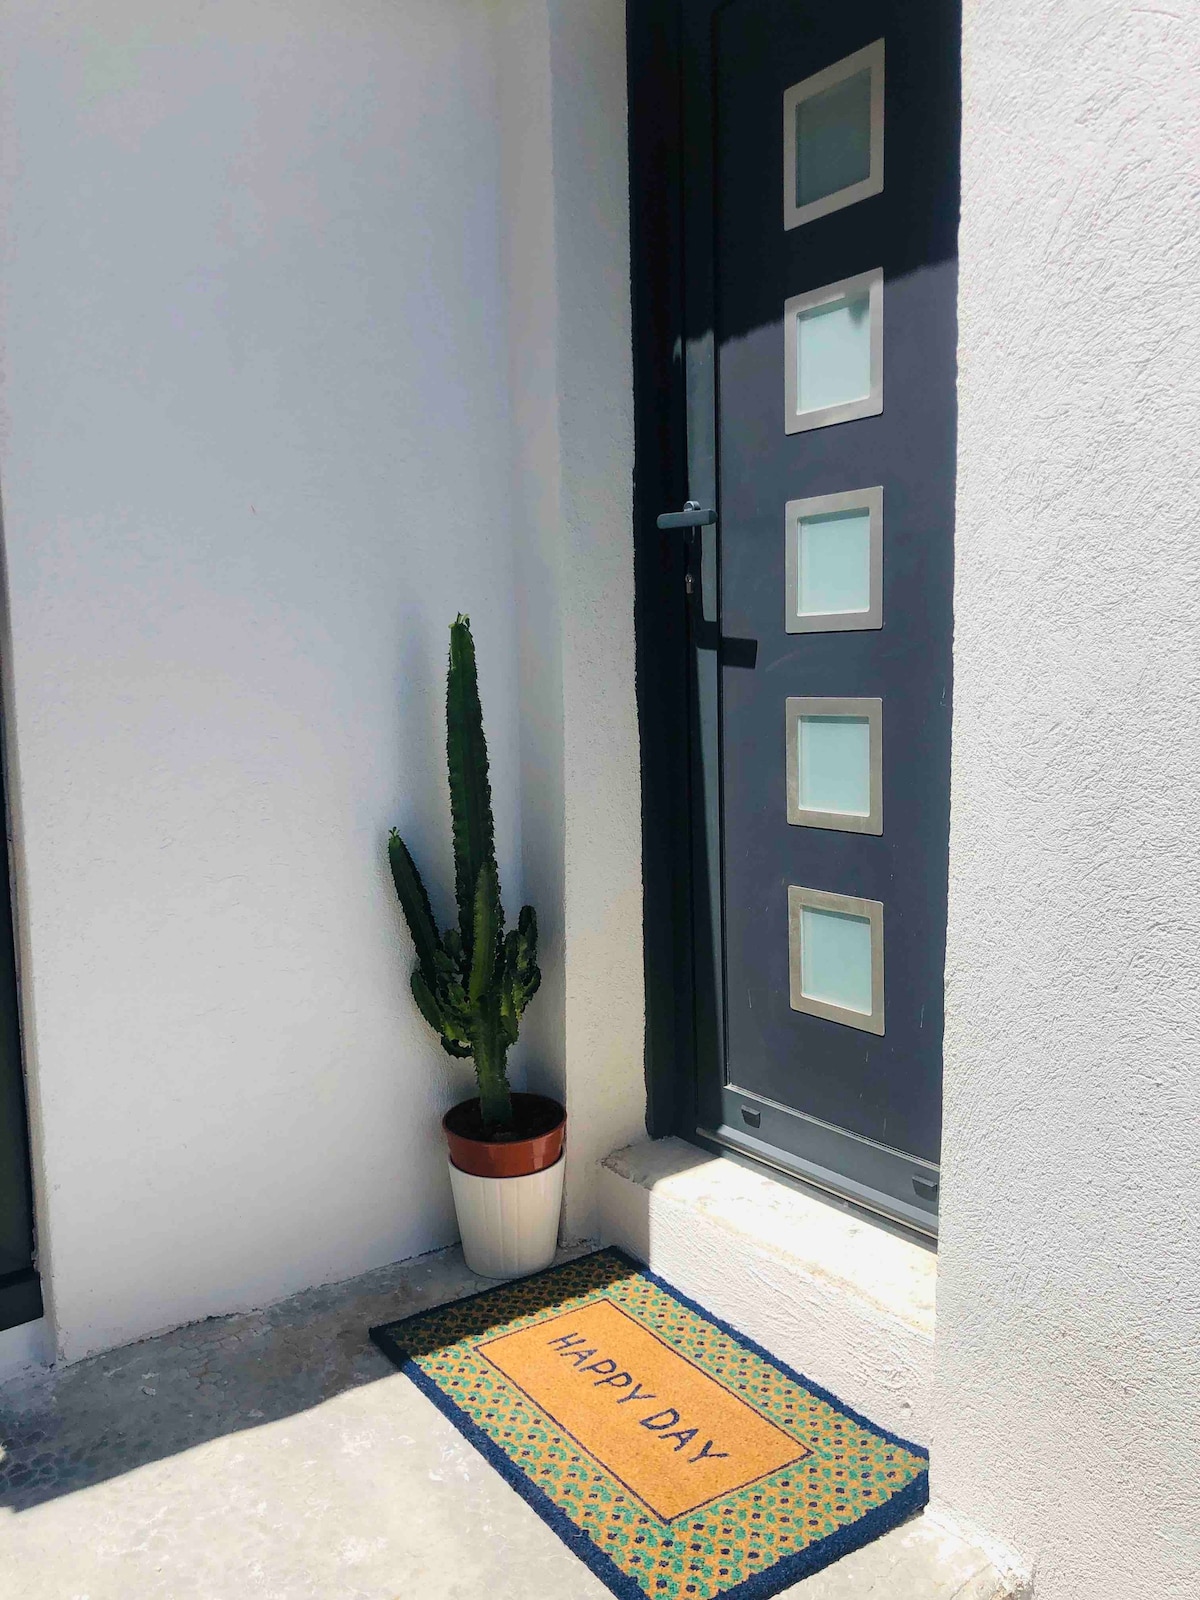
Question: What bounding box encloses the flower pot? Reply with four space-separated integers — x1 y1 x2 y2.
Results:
443 1093 566 1278
448 1155 565 1279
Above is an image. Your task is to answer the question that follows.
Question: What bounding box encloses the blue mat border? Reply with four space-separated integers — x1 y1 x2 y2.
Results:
369 1246 929 1600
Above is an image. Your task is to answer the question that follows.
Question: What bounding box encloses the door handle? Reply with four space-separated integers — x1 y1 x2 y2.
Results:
657 500 717 530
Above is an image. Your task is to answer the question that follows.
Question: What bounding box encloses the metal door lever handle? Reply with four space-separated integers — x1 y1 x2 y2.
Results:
657 500 717 530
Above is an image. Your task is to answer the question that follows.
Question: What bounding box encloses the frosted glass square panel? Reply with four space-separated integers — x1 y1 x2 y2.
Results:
785 486 883 633
800 907 873 1014
787 885 884 1034
785 695 882 833
784 270 882 433
799 716 871 816
799 509 871 616
796 293 871 412
784 40 884 229
796 69 872 209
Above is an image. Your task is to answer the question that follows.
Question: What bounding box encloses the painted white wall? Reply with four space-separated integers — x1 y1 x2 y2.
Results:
935 2 1200 1596
0 0 641 1362
497 0 645 1243
0 0 531 1361
0 1314 51 1384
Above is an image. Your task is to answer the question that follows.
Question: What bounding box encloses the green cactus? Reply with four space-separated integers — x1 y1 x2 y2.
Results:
388 616 540 1129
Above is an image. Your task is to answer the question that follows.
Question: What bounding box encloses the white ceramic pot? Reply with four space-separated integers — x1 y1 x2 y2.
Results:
449 1152 565 1279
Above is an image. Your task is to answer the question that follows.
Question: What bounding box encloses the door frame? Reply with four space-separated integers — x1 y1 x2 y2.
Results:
627 0 951 1238
0 712 40 1333
629 0 695 1147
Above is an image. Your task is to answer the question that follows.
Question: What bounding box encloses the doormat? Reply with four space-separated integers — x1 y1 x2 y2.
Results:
369 1247 927 1600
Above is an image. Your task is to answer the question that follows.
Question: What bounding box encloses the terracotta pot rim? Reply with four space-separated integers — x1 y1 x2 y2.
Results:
448 1148 565 1181
442 1092 566 1179
441 1092 565 1141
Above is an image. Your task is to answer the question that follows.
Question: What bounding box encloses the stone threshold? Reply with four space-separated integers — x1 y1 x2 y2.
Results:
597 1139 1033 1597
784 1506 1030 1599
598 1137 936 1441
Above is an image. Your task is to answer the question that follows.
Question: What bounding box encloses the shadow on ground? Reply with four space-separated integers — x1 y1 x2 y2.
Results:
0 1245 497 1513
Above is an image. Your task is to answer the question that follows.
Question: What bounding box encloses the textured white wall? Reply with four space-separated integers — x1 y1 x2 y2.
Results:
0 0 525 1360
935 2 1200 1595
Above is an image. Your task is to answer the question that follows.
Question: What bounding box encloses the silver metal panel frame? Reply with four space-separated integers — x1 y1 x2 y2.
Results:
787 884 885 1035
700 1115 938 1239
785 696 883 834
783 40 886 231
784 485 883 633
784 268 884 434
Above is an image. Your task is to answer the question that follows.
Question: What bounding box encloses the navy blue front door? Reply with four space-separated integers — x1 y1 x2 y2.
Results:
643 0 959 1233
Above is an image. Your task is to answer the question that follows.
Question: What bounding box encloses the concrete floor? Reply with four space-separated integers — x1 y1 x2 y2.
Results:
0 1246 1017 1599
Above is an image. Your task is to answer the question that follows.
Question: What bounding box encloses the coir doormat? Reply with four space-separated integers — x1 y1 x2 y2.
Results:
370 1248 927 1600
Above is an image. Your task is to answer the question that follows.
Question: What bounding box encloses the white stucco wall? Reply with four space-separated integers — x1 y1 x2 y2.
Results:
935 2 1200 1595
0 0 641 1361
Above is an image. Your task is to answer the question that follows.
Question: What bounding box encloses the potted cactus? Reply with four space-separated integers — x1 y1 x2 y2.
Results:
388 615 564 1278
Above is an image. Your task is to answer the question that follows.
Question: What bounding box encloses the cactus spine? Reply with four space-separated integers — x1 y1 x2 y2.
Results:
388 616 540 1130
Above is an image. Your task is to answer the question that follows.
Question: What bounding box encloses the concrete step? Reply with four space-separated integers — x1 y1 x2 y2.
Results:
781 1510 1025 1597
598 1136 937 1442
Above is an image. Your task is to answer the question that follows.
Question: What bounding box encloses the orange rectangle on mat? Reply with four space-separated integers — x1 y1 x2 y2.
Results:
477 1296 808 1521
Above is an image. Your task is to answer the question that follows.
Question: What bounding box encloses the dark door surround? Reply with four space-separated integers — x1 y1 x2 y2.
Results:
628 0 958 1237
0 714 40 1333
